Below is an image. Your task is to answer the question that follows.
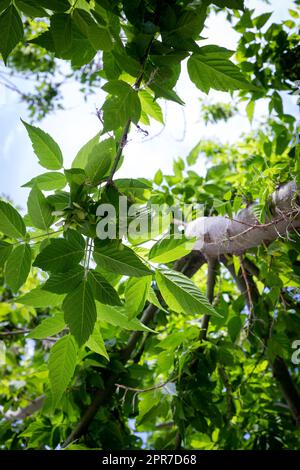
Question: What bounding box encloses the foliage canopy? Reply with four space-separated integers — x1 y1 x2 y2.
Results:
0 0 300 451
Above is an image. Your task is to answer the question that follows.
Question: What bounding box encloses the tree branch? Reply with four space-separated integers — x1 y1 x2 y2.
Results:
63 251 206 447
222 256 300 427
175 256 218 449
187 181 300 256
115 375 178 394
106 37 155 185
272 356 300 427
3 395 45 421
0 329 31 337
199 257 218 341
106 119 131 185
221 256 259 307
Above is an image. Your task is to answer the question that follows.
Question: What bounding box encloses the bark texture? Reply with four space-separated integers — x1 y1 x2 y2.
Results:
186 181 300 256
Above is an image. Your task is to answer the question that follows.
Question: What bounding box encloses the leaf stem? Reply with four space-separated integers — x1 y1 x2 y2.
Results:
11 228 64 246
84 238 93 279
106 37 155 185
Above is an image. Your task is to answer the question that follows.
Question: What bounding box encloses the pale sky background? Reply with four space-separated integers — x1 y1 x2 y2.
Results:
0 0 298 209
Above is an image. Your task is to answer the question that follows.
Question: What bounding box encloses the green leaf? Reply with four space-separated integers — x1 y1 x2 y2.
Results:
95 265 122 286
212 0 244 10
276 128 289 155
85 138 115 183
188 46 258 93
150 83 185 106
102 80 141 131
289 9 299 18
113 51 141 78
15 0 48 18
0 241 13 267
93 241 152 277
246 100 255 123
29 30 55 51
149 235 195 263
163 3 209 40
22 172 67 191
88 269 121 306
187 141 201 166
63 280 97 346
154 169 163 186
0 5 23 64
64 168 86 203
70 28 96 67
139 90 164 124
5 244 32 293
94 0 120 15
72 8 113 52
87 24 113 51
19 420 52 446
64 229 85 250
158 331 185 350
0 201 26 239
228 316 242 342
125 276 151 319
34 238 85 273
37 0 71 12
28 312 66 339
147 287 168 313
232 255 240 276
27 186 54 230
50 13 73 57
0 340 6 365
156 269 221 317
72 132 100 169
43 266 84 294
72 8 95 34
86 324 109 360
17 287 64 307
270 91 283 116
103 51 122 79
47 191 69 211
96 303 154 332
0 0 10 14
254 12 272 29
22 120 63 170
115 178 152 201
49 335 77 409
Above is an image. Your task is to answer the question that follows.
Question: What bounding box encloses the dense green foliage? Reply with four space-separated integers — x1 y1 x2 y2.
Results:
0 0 300 451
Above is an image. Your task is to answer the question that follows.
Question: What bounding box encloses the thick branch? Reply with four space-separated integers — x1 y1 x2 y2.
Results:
186 181 300 256
175 256 218 449
63 374 118 447
222 257 300 427
272 356 300 427
3 395 45 421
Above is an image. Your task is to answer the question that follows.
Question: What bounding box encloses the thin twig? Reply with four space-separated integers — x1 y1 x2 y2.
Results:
106 37 155 185
0 329 31 337
199 257 218 341
115 375 178 394
239 255 254 318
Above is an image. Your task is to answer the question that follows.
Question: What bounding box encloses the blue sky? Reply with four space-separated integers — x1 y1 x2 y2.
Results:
0 0 297 209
